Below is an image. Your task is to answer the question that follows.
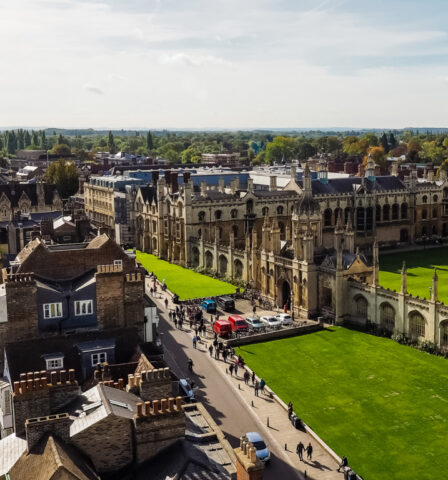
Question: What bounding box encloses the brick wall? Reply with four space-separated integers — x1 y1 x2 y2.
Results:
25 413 71 452
72 415 133 473
127 369 172 402
124 275 144 334
95 270 125 330
234 441 264 480
133 398 185 464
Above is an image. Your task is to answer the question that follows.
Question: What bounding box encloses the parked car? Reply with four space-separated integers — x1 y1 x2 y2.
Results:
245 432 270 463
275 313 293 326
217 296 235 312
213 319 232 337
260 315 282 329
178 378 197 402
245 316 265 332
201 299 217 314
227 314 248 333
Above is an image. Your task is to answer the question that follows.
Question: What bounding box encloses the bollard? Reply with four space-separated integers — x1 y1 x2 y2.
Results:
238 383 240 390
251 400 254 407
285 443 287 451
267 416 269 428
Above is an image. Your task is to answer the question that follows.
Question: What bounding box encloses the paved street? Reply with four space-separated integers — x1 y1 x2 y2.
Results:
148 283 342 480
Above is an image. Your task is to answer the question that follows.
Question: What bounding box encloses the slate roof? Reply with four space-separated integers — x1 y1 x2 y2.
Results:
297 176 407 195
4 327 141 384
8 434 99 480
192 191 240 201
139 185 157 205
0 434 27 476
320 249 370 269
0 183 58 207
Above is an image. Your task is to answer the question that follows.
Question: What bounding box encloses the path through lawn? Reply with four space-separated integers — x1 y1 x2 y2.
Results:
237 327 448 480
136 251 236 300
380 247 448 303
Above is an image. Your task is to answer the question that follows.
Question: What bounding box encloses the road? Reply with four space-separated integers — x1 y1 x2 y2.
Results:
155 300 302 480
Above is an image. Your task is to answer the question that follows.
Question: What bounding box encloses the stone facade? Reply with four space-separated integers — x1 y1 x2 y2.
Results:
132 160 448 348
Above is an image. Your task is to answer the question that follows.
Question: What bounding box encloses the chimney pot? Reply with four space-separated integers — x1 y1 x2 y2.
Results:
33 371 40 379
153 399 160 414
135 374 142 388
164 367 170 378
128 374 135 388
161 398 168 413
145 401 151 416
136 402 143 418
41 377 47 389
249 446 257 463
168 397 175 411
50 371 57 385
20 380 27 393
60 370 66 383
20 373 27 382
69 369 75 382
27 379 33 391
176 396 183 411
13 381 20 395
27 372 33 380
113 382 119 389
118 378 124 390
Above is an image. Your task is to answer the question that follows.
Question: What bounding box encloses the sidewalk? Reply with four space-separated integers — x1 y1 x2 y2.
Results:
148 283 344 480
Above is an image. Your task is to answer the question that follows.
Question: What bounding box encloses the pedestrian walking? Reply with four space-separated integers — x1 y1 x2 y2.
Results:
222 350 228 363
150 287 154 296
174 317 178 329
296 442 305 461
179 318 183 329
193 336 197 349
259 378 265 394
254 380 259 396
306 443 313 460
164 298 168 309
234 362 239 377
208 344 213 357
287 402 293 419
251 371 255 384
244 370 250 385
215 349 220 360
337 456 348 472
229 364 234 376
253 305 256 316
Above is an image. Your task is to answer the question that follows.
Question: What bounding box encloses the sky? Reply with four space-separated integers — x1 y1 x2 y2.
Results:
0 0 447 129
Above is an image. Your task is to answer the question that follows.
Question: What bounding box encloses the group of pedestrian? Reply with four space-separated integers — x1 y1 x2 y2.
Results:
296 441 313 461
253 377 266 396
170 306 186 329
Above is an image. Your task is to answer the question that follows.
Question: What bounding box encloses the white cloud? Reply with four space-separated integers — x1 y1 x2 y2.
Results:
83 84 105 95
0 0 446 128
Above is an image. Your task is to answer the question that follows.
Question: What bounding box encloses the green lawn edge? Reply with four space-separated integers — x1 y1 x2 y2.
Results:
237 327 448 480
136 251 237 300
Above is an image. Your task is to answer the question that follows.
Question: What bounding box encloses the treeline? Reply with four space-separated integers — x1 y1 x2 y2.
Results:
1 129 448 168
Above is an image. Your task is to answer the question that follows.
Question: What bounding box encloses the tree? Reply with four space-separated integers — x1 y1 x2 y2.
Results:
181 146 201 164
24 130 31 148
5 131 17 155
264 136 297 164
420 141 446 165
146 131 154 151
407 139 421 162
362 133 379 147
389 132 397 150
40 131 47 150
32 131 39 146
50 143 71 156
365 146 388 173
107 131 116 154
296 140 316 160
380 133 389 153
45 158 79 198
343 136 368 156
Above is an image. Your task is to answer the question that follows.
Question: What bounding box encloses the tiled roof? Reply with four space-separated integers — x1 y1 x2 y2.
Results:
0 434 27 476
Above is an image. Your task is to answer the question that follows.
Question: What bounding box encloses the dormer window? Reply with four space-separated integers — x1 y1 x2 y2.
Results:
113 259 123 268
91 352 107 367
75 300 93 316
43 303 63 319
46 357 64 370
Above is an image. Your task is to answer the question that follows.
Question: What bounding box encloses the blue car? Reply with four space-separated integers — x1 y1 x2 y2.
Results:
245 432 270 463
201 299 217 314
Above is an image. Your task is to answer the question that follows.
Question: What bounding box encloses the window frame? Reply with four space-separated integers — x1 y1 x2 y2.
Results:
74 299 93 316
43 302 63 319
113 259 123 268
91 352 107 367
45 357 64 370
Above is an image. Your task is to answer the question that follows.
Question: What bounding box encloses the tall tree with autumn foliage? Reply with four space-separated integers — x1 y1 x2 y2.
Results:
364 146 388 173
46 158 79 199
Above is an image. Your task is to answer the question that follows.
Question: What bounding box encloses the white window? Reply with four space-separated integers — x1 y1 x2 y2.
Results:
74 300 93 316
43 303 63 319
114 259 123 268
45 358 63 370
91 352 107 367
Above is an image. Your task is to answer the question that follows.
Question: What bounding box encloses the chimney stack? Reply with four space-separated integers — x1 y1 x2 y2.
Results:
234 435 265 480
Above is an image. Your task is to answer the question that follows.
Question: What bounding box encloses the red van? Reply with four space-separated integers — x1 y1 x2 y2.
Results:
213 320 232 337
228 315 249 333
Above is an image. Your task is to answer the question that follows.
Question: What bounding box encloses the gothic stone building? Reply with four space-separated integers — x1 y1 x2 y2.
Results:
132 159 448 348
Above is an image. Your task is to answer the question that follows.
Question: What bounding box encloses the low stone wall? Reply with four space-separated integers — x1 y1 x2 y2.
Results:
225 323 323 347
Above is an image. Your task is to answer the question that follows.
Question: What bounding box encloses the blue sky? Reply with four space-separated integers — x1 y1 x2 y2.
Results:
0 0 447 128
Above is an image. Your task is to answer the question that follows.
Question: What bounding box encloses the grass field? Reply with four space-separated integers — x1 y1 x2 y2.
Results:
379 247 448 303
237 327 448 480
136 251 237 300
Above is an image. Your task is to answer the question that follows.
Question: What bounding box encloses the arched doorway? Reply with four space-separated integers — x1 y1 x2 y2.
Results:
205 251 213 270
234 259 243 279
191 247 200 267
219 255 228 276
152 237 157 252
282 280 291 309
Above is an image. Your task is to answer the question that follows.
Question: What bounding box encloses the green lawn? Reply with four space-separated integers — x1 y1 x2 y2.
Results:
237 327 448 480
380 247 448 303
136 251 237 300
